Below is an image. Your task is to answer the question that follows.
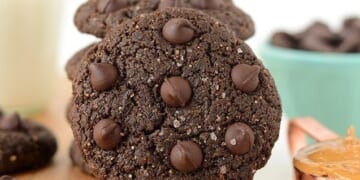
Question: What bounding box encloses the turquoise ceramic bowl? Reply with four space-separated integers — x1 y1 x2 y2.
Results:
260 43 360 135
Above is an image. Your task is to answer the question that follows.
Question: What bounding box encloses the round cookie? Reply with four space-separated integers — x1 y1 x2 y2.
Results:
74 0 255 40
66 43 97 81
0 111 57 174
70 8 281 179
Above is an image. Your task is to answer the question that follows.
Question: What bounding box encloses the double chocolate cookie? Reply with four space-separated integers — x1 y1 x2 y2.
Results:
0 111 57 174
74 0 255 40
70 8 281 179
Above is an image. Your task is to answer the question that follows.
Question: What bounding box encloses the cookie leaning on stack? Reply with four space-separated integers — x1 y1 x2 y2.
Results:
74 0 255 40
68 8 281 179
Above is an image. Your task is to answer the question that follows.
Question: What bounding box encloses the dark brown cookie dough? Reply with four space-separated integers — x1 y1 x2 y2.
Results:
66 43 97 81
74 0 255 40
70 8 281 180
69 141 93 175
0 111 57 174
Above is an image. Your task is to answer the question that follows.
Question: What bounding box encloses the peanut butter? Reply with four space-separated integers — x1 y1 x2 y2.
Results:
294 128 360 180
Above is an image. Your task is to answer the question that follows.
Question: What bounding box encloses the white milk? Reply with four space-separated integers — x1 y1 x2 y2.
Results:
0 0 62 114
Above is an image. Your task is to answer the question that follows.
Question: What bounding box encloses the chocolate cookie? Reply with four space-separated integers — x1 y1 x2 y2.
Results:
0 111 57 174
70 8 281 179
69 141 93 175
66 43 97 81
74 0 255 40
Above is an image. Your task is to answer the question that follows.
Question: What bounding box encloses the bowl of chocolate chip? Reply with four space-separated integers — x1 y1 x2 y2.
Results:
260 17 360 134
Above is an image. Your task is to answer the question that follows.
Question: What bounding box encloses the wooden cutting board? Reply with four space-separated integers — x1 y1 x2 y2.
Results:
13 77 95 180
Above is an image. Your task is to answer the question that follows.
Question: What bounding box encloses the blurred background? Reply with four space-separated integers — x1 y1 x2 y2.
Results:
0 0 359 179
58 0 360 72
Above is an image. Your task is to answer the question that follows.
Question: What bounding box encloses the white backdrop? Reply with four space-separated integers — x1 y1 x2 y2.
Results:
58 0 360 71
57 1 360 179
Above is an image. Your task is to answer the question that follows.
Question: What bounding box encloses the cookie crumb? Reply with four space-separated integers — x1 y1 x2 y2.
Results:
173 120 181 128
237 48 243 54
210 132 217 141
220 165 227 174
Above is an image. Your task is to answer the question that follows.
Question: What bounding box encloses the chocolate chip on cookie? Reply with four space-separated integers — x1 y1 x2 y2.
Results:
231 64 261 93
0 113 22 131
160 77 192 107
225 123 255 155
170 141 203 172
93 119 123 150
163 18 195 44
89 63 119 91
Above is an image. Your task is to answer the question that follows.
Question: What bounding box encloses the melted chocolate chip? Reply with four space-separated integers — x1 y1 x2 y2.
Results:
225 123 255 155
0 113 21 131
93 119 123 150
231 64 261 93
89 63 119 91
170 141 203 172
97 0 128 13
160 77 192 107
190 0 223 9
162 18 195 44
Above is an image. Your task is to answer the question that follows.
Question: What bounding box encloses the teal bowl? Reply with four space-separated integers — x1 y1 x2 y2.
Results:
260 43 360 135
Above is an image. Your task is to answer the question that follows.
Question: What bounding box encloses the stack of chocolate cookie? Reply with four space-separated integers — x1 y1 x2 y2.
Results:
66 0 282 179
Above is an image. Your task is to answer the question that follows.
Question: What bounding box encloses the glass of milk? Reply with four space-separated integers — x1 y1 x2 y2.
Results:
0 0 62 115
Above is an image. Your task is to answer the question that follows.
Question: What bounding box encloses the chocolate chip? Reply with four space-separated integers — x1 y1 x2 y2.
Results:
158 0 182 10
231 64 260 93
89 63 119 91
0 175 15 180
162 18 195 44
97 0 128 13
160 77 192 107
190 0 223 9
0 113 21 131
343 17 360 30
271 32 298 49
225 123 255 155
299 34 335 52
170 141 203 172
93 119 123 150
302 22 334 40
337 28 360 52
